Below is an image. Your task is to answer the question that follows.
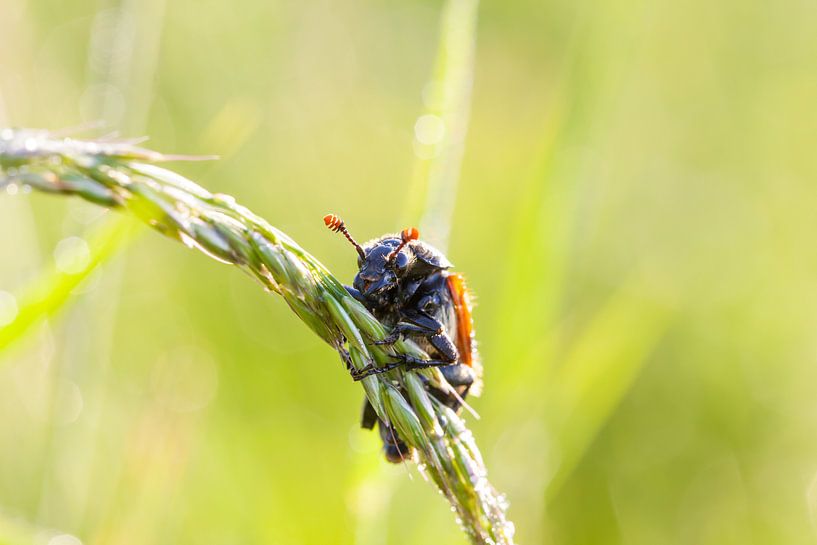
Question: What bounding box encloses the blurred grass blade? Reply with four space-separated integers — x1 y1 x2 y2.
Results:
0 216 136 353
491 16 595 394
544 281 674 501
404 0 478 250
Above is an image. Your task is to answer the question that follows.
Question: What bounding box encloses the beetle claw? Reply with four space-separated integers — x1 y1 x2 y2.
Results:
388 354 456 370
373 332 400 346
350 361 402 381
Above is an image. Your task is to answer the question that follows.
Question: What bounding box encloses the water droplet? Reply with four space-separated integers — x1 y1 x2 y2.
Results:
178 231 233 265
179 231 197 249
414 114 446 146
215 193 236 206
54 236 91 274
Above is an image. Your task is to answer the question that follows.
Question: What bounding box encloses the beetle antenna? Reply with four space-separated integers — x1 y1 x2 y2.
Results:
323 214 365 260
388 227 420 263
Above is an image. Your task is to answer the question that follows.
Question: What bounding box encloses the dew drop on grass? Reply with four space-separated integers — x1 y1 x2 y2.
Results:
178 231 233 265
179 231 197 249
215 193 235 206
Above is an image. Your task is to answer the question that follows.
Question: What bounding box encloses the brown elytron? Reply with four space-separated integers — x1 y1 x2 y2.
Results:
446 273 475 368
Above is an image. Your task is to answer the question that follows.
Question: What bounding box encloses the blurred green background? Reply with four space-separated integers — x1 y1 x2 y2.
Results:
2 0 817 544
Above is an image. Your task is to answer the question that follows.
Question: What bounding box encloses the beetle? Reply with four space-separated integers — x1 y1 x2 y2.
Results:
323 214 482 462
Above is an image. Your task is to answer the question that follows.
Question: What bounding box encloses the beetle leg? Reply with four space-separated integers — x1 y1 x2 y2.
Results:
439 364 475 389
387 354 457 369
428 333 458 363
349 363 378 380
398 310 460 363
345 285 367 304
349 355 461 380
428 364 476 412
379 419 411 463
338 347 356 371
348 354 448 380
349 310 459 380
372 322 427 345
349 361 403 380
360 398 378 430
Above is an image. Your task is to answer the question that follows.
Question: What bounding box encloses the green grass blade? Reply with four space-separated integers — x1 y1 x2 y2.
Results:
544 282 674 501
403 0 479 250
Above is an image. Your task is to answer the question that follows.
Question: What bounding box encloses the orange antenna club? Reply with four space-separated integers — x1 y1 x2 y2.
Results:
388 227 420 262
323 214 365 259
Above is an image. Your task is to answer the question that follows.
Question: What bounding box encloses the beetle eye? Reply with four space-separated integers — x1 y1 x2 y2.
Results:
393 252 409 271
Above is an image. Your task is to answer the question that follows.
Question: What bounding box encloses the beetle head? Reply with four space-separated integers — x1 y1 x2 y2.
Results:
353 228 419 302
324 216 422 305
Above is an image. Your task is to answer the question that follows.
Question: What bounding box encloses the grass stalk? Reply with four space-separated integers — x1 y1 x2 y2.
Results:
405 0 479 250
0 128 515 545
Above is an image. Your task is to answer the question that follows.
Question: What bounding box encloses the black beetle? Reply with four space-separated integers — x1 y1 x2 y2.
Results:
324 214 482 462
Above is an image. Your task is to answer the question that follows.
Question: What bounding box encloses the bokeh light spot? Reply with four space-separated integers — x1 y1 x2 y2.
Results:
414 114 446 146
48 534 82 545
